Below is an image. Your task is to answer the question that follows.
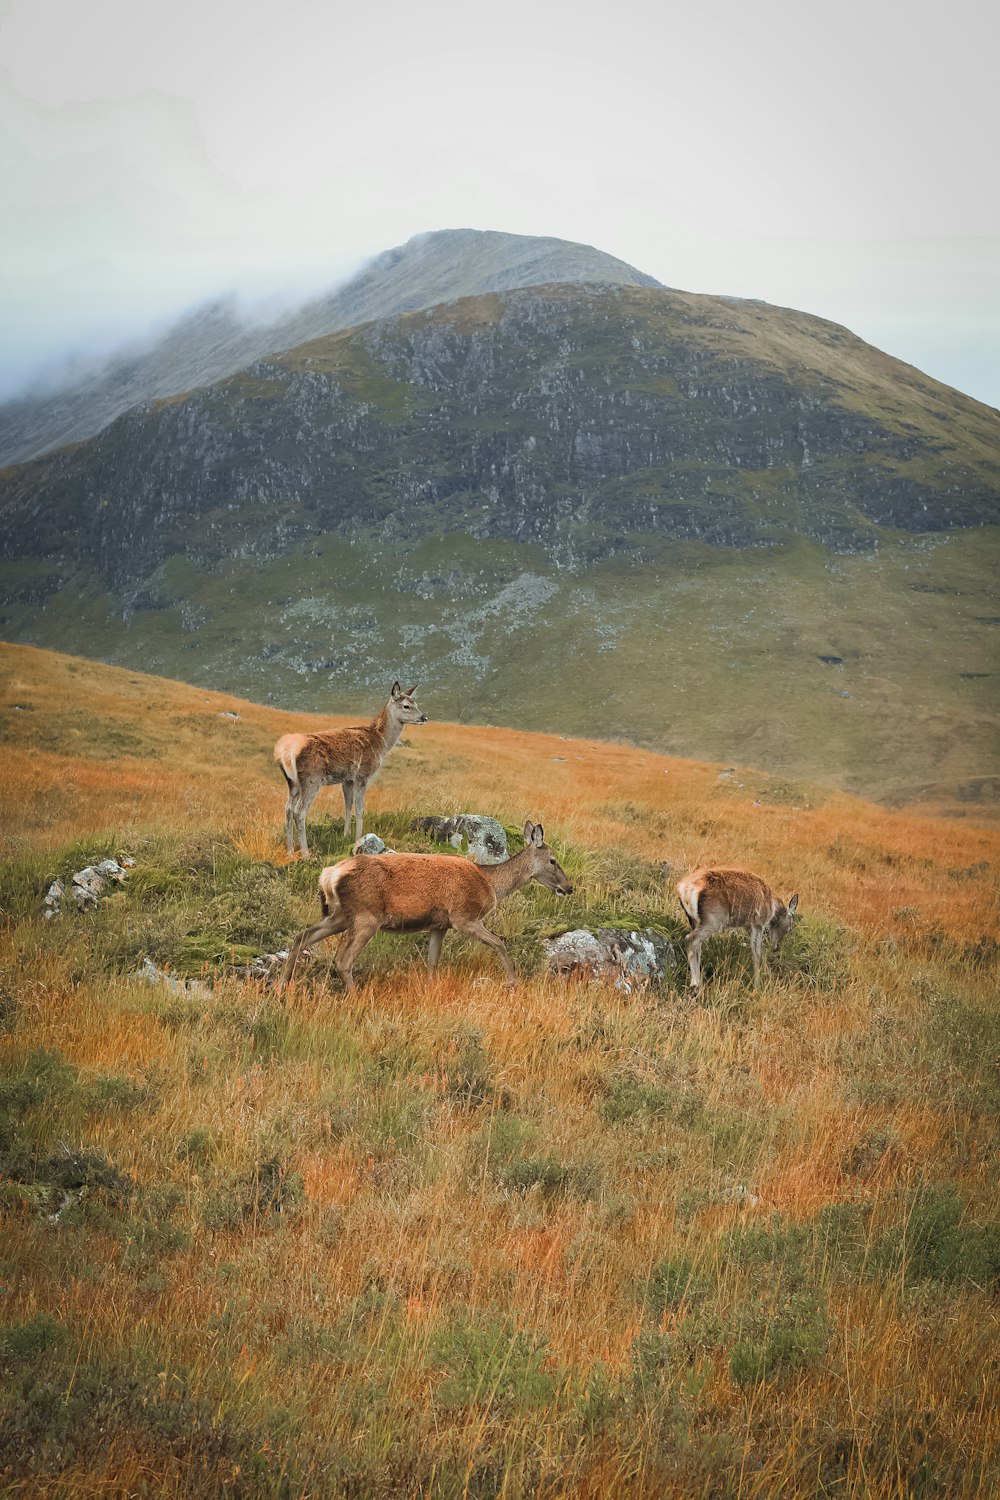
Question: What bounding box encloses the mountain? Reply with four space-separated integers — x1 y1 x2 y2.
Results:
1 272 998 809
0 229 661 465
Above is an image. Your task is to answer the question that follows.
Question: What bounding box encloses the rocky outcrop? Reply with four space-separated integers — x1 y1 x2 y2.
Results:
411 815 510 864
543 927 677 991
44 857 135 916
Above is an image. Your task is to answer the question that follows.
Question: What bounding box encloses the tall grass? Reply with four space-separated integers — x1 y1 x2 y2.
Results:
0 642 998 1496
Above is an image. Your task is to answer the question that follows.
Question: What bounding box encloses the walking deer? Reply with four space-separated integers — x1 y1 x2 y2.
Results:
279 820 573 992
274 682 427 856
676 867 799 990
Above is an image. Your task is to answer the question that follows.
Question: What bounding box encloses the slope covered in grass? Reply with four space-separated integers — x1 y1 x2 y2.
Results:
1 643 998 1497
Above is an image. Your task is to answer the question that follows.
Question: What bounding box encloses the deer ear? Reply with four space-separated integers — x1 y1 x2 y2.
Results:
523 820 535 844
531 822 545 847
408 683 419 695
391 681 402 699
787 894 799 914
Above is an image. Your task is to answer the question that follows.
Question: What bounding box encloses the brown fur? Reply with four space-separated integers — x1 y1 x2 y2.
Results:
279 820 572 992
676 866 799 989
274 683 427 855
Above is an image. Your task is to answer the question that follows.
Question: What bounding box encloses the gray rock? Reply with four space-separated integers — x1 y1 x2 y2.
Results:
230 950 290 979
135 957 213 999
43 878 64 918
72 867 105 911
411 814 509 864
353 834 387 855
544 927 677 992
718 1184 761 1207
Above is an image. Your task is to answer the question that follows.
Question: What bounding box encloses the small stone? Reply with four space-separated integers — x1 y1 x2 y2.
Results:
43 878 64 918
353 834 386 855
719 1185 760 1207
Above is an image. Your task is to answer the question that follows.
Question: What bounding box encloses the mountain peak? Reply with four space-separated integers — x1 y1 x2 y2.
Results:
0 229 661 465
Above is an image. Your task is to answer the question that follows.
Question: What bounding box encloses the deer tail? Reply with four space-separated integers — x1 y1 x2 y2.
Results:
676 875 702 926
274 733 308 789
318 860 352 918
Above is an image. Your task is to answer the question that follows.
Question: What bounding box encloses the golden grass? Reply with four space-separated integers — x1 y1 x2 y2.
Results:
1 641 998 1497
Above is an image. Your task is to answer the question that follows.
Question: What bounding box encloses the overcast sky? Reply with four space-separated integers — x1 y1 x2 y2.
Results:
1 0 998 407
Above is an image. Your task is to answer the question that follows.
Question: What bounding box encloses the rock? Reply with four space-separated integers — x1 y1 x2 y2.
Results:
230 951 290 980
43 879 64 918
544 927 677 991
72 867 106 911
95 858 129 883
411 814 509 864
353 834 387 855
718 1185 760 1207
218 711 240 720
135 957 213 1000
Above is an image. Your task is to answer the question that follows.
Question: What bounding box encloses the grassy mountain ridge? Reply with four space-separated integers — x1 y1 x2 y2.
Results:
1 642 998 1497
1 283 997 807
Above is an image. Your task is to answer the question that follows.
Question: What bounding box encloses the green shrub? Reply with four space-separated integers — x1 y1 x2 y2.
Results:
429 1312 557 1412
647 1252 714 1318
875 1185 1000 1287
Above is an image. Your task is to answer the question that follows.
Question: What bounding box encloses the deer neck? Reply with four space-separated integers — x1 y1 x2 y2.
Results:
480 846 537 905
372 703 404 753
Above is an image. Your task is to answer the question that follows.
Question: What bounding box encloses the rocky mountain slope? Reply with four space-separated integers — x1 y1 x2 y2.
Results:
0 230 661 465
1 279 998 807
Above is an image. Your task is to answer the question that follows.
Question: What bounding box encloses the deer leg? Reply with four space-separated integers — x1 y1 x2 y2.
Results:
749 927 765 988
685 927 704 990
295 777 321 857
353 782 367 842
455 918 516 986
341 781 354 839
334 914 381 993
278 910 349 992
284 788 297 857
427 927 447 974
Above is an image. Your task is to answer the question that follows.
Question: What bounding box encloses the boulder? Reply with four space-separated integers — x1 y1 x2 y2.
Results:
43 879 64 919
543 927 677 992
411 814 509 864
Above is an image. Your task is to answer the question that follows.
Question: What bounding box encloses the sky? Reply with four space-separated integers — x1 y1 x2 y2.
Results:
1 0 998 407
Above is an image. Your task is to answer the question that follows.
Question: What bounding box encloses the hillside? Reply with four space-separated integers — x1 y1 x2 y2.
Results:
0 229 661 465
1 642 998 1498
1 281 998 807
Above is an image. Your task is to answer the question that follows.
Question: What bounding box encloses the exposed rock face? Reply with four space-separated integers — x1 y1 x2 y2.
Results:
411 814 510 864
544 927 677 990
3 285 997 603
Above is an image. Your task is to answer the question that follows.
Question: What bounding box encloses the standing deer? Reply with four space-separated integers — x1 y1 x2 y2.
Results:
274 682 427 856
279 819 573 992
676 867 799 990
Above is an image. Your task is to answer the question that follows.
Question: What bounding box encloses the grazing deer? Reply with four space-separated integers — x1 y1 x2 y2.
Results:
676 867 799 990
274 682 427 856
279 820 573 992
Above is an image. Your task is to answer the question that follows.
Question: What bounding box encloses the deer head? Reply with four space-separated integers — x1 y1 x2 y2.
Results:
522 819 573 895
768 892 799 947
389 681 428 723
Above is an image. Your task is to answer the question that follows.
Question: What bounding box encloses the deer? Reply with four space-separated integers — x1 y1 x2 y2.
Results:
278 819 573 992
676 867 799 990
274 682 428 857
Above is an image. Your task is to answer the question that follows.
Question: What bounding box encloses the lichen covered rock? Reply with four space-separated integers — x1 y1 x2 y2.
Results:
544 927 677 991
